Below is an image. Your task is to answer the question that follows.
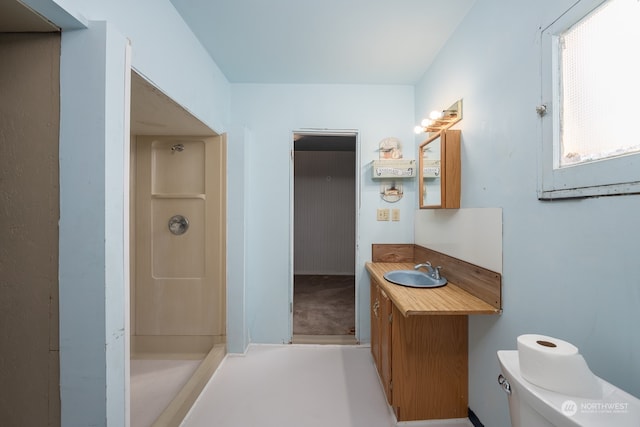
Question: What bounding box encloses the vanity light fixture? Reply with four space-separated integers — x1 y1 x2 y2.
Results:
429 110 444 120
414 109 459 134
414 99 463 134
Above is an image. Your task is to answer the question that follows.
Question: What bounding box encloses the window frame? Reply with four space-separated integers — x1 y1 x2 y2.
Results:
538 0 640 200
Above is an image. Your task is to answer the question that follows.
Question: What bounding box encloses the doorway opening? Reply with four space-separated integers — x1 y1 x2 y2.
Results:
291 132 358 345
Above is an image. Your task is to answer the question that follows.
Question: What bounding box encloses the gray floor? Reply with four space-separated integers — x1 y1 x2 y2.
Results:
180 344 473 427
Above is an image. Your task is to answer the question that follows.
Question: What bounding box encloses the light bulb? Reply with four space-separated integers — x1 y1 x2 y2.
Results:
414 125 424 134
429 110 443 120
420 118 432 127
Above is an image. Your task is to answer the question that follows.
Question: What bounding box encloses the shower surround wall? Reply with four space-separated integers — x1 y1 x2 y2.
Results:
131 135 227 356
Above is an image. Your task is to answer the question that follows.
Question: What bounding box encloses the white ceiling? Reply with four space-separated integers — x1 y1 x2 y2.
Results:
170 0 476 84
2 0 476 85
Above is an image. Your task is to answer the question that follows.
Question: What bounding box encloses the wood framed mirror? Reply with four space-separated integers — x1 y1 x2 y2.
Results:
419 130 461 209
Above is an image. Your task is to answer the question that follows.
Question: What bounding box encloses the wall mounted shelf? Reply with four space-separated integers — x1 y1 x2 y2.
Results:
372 159 416 179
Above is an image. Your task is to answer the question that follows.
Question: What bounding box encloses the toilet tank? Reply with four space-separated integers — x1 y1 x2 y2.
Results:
498 349 640 427
498 350 579 427
506 391 556 427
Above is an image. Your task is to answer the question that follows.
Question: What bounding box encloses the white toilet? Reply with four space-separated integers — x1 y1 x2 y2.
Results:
497 347 640 426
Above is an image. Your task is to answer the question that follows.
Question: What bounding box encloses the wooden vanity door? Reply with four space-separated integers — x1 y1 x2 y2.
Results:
379 287 392 403
370 281 381 371
370 281 393 405
392 310 468 421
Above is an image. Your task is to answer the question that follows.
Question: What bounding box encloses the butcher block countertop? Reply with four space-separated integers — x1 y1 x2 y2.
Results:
366 262 500 316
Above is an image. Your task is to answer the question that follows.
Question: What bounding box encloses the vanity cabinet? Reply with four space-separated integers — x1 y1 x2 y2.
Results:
367 244 502 422
370 278 468 421
419 129 461 209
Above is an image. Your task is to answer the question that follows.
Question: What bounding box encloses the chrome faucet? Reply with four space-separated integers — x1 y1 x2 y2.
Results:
414 262 433 273
414 262 443 280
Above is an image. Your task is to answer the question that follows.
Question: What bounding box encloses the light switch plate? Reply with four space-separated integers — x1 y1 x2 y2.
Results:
392 209 400 221
377 208 390 221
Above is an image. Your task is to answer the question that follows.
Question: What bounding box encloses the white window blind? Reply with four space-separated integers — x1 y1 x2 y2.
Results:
559 0 640 167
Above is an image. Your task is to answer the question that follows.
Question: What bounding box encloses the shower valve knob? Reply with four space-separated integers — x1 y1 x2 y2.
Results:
168 215 189 235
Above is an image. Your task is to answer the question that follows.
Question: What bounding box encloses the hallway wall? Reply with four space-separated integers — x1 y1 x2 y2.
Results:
294 150 356 275
0 32 61 427
415 1 640 425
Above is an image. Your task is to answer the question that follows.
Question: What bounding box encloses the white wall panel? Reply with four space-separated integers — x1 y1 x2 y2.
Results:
414 208 502 274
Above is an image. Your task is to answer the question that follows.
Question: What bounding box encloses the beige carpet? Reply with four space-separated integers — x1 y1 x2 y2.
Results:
293 275 355 335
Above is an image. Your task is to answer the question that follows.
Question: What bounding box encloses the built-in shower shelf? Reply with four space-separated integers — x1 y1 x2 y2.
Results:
152 193 206 199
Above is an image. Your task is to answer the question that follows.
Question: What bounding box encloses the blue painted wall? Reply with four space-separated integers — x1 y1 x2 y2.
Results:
415 1 640 425
231 84 416 344
226 125 250 353
59 20 130 426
